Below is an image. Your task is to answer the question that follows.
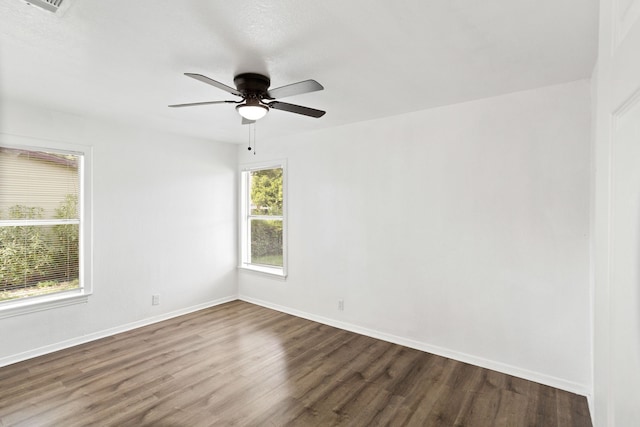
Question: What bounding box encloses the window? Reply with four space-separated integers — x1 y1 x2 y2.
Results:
240 162 286 277
0 137 92 317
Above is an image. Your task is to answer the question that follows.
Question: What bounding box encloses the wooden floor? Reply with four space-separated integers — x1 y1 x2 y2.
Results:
0 301 591 426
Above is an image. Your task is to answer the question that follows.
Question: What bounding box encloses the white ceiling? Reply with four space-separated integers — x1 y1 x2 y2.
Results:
0 0 598 144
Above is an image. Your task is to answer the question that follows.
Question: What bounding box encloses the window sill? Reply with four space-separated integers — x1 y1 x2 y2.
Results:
0 292 90 320
238 264 287 280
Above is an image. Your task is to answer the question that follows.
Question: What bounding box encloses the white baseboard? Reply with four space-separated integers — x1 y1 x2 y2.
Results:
0 295 238 369
239 295 591 397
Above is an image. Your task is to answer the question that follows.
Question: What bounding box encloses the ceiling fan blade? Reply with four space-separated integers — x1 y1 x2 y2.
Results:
268 101 326 118
241 117 256 125
168 100 237 108
266 80 324 100
184 73 243 97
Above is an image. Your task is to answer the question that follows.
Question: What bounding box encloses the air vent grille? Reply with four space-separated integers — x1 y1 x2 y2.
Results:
24 0 64 13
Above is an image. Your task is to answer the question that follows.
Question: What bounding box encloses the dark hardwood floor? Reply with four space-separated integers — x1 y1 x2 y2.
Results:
0 300 591 426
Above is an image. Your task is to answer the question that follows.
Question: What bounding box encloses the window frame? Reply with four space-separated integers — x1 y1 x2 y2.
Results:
0 134 93 319
239 160 287 278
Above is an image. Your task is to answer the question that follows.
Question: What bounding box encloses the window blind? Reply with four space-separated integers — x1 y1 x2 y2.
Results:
0 146 81 302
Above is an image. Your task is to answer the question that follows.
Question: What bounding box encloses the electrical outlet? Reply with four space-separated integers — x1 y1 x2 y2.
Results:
338 299 344 311
152 294 160 306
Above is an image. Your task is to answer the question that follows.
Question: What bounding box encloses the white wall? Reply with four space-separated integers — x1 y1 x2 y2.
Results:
0 101 238 365
238 80 592 394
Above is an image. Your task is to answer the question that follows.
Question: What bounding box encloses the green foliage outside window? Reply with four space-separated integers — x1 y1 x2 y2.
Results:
0 205 51 287
52 194 79 282
0 195 79 301
251 168 283 216
251 220 283 266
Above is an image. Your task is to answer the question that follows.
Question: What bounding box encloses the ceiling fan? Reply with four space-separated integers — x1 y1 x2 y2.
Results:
169 73 326 124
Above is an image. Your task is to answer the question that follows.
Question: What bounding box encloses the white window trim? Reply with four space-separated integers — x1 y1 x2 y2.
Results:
0 133 93 319
238 160 287 278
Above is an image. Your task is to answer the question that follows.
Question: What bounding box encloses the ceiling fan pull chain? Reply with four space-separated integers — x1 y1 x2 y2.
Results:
253 122 257 155
247 122 257 154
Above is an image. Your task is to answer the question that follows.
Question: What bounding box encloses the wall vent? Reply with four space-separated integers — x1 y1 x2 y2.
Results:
23 0 64 13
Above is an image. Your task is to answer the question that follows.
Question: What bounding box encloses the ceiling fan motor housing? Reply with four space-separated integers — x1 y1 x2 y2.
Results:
233 73 271 98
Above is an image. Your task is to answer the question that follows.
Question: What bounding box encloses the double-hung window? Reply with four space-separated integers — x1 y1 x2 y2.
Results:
0 136 92 317
239 161 287 277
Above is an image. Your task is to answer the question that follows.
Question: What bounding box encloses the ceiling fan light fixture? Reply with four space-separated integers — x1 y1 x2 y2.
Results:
236 100 269 121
